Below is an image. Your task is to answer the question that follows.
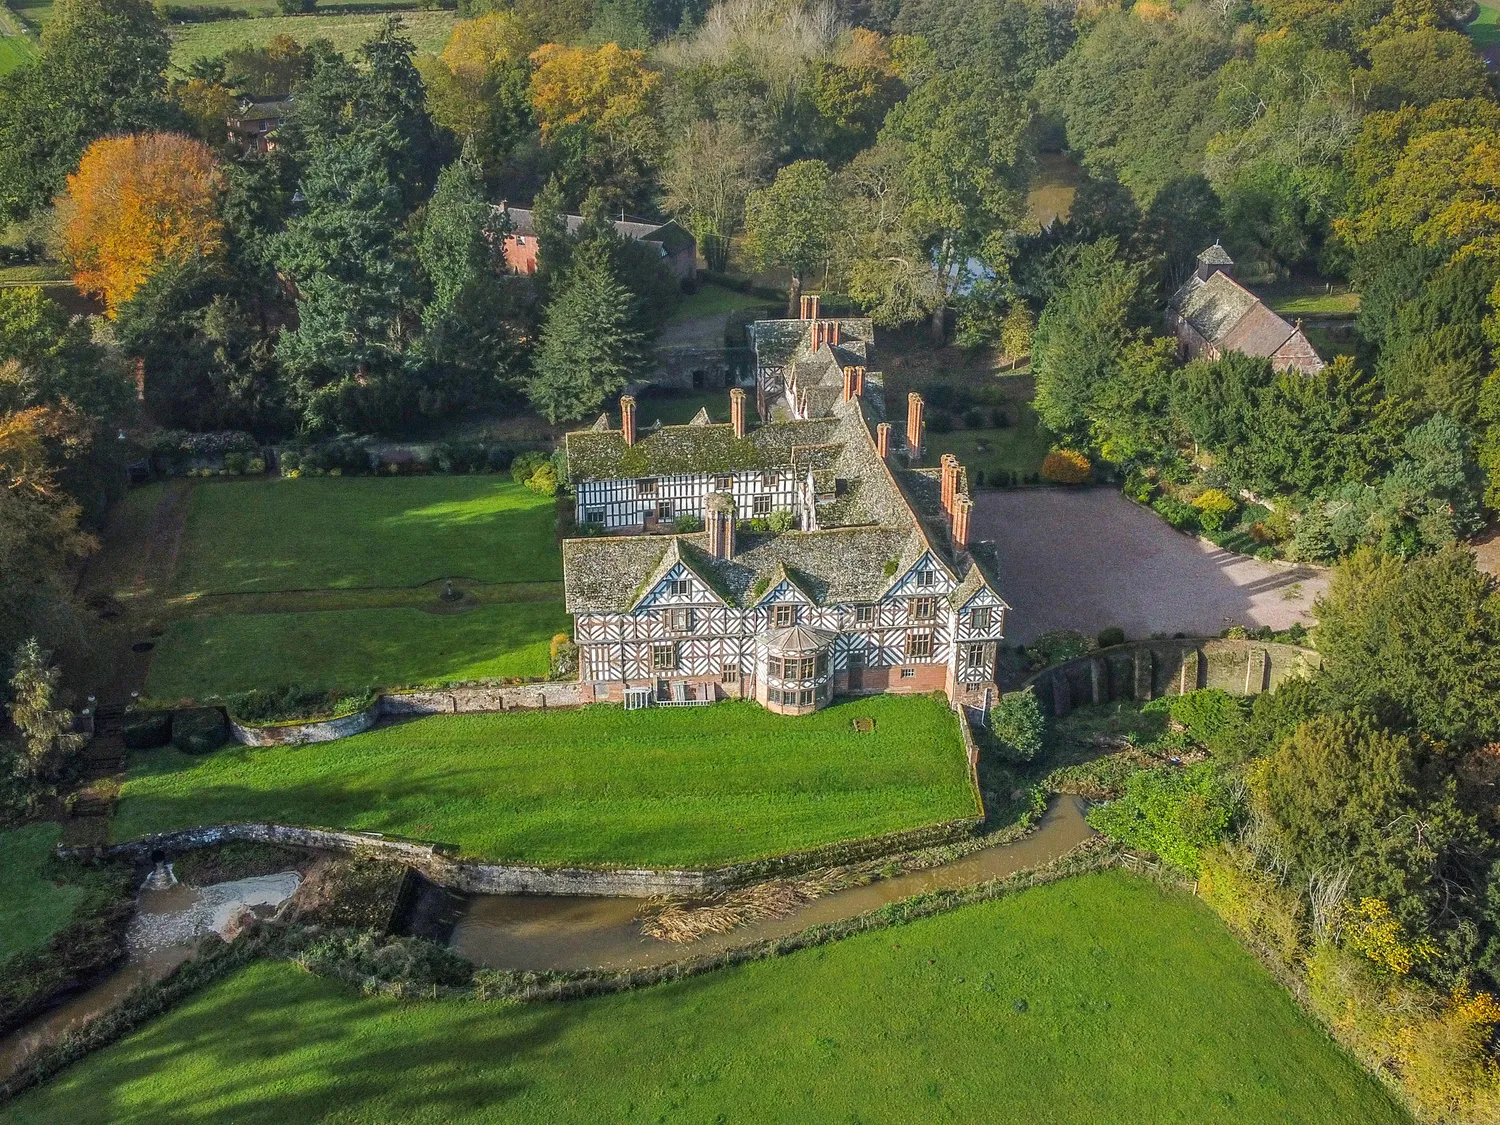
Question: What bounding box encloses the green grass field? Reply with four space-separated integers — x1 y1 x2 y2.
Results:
171 477 559 595
926 408 1055 485
631 388 734 426
4 873 1406 1125
0 33 34 75
1260 280 1361 316
167 9 456 64
0 824 85 963
110 696 978 866
667 282 772 323
145 599 569 698
1468 0 1500 48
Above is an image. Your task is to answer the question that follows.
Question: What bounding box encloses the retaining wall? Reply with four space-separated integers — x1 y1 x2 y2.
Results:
1027 638 1320 718
230 704 380 747
58 815 984 898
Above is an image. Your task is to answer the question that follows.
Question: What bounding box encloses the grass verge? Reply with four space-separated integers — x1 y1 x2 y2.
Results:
144 599 569 698
170 476 560 595
3 872 1407 1124
110 696 979 867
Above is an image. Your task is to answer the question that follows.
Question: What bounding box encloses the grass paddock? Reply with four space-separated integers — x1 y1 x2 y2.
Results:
144 599 569 699
5 873 1406 1124
0 824 84 963
110 696 979 867
171 476 559 595
168 9 455 63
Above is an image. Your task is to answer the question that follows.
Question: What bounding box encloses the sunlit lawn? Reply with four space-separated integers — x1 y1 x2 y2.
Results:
168 9 456 64
7 873 1407 1124
0 34 35 75
170 477 559 595
927 408 1055 485
1468 0 1500 48
0 824 85 963
144 600 569 699
110 696 979 866
1260 280 1361 316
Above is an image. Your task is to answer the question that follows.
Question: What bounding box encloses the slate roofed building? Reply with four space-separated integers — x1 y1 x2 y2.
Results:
226 97 292 155
1168 244 1325 375
494 204 698 279
561 299 1009 718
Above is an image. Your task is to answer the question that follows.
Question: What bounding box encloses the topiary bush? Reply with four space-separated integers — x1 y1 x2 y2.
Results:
122 711 171 749
1040 449 1091 485
171 707 228 754
990 688 1045 762
1096 627 1126 649
523 463 559 496
510 451 548 485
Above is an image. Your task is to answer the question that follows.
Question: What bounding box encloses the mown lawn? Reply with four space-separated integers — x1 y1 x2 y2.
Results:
927 410 1055 486
110 696 978 866
666 282 771 323
1468 0 1500 48
0 824 86 962
170 477 559 595
5 873 1407 1125
0 34 35 76
144 600 569 699
168 9 455 64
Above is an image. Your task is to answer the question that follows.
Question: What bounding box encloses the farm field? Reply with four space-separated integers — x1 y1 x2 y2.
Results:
170 477 559 595
109 696 979 866
167 9 456 64
0 825 85 962
145 599 568 698
4 873 1407 1125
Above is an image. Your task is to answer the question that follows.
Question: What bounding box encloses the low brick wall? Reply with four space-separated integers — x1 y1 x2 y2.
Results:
230 704 380 747
1027 637 1320 718
59 815 984 898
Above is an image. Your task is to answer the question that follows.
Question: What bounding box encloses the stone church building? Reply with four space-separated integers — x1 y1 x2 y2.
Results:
560 301 1008 717
1168 244 1325 374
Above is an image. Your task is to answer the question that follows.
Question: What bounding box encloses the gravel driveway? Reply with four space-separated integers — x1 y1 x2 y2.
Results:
971 488 1327 644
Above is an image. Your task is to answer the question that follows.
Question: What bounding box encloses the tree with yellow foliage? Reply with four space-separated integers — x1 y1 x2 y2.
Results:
421 13 535 178
529 43 661 203
57 132 224 314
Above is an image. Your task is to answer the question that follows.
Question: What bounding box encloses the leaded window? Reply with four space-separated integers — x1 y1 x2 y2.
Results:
906 631 933 660
651 643 677 671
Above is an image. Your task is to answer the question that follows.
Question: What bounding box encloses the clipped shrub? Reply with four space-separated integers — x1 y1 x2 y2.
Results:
277 450 300 473
673 514 704 533
927 411 954 434
550 633 577 678
223 452 250 474
302 441 370 475
1192 488 1237 533
991 407 1010 428
1152 494 1200 532
510 451 548 485
486 446 515 473
1025 629 1093 669
171 707 228 754
1096 627 1126 649
523 463 559 496
121 710 171 749
246 456 265 475
962 408 985 429
434 442 488 474
1040 449 1091 485
990 688 1045 762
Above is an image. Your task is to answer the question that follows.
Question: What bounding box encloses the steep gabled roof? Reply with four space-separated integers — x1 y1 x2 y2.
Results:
1170 266 1326 374
564 418 840 483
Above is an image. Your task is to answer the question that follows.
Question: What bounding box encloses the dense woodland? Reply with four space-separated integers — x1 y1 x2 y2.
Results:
5 0 1500 1117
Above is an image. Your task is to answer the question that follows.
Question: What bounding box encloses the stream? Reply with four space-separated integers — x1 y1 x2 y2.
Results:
0 871 301 1082
448 796 1096 973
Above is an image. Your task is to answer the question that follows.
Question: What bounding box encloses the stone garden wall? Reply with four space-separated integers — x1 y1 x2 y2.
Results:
1027 638 1320 718
229 704 381 747
59 816 984 898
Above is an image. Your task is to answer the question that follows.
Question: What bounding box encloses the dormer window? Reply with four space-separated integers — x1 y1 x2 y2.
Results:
916 568 935 588
971 606 993 632
760 470 777 490
715 474 733 491
773 604 796 627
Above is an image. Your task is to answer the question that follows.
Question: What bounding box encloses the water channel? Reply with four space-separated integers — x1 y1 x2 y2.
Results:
449 795 1096 973
1 798 1094 1078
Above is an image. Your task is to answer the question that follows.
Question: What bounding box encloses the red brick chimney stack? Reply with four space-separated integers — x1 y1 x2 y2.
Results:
730 387 746 439
621 395 637 446
854 366 865 397
876 422 891 459
813 321 823 351
706 492 736 560
906 393 924 464
831 320 841 346
952 495 972 550
940 454 959 513
799 294 810 319
807 295 820 320
842 366 854 402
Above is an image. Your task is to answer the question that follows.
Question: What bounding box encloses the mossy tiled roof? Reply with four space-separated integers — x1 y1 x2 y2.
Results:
564 418 840 483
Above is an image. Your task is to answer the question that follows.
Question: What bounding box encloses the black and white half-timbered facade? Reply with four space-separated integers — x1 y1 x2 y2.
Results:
562 301 1011 718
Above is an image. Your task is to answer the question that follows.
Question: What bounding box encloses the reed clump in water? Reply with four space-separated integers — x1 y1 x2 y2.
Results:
639 868 852 943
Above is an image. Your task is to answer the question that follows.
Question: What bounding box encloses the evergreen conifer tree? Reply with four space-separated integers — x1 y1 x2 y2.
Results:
527 239 645 423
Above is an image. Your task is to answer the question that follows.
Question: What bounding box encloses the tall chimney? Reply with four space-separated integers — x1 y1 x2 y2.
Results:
842 366 854 402
907 393 924 464
621 395 637 446
730 387 746 439
799 294 810 319
941 454 958 513
952 495 972 550
854 366 864 397
877 422 891 459
831 320 841 346
706 492 736 560
808 295 820 320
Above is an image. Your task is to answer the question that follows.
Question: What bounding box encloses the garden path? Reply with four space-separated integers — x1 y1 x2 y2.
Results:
970 488 1326 643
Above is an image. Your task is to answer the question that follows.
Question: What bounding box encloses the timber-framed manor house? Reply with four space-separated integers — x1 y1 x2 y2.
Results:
560 296 1010 717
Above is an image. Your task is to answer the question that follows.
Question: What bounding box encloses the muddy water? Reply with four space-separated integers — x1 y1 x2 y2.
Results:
452 796 1096 973
0 871 302 1081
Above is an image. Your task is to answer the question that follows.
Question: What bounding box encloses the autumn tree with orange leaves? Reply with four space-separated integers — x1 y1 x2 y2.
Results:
57 132 224 314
